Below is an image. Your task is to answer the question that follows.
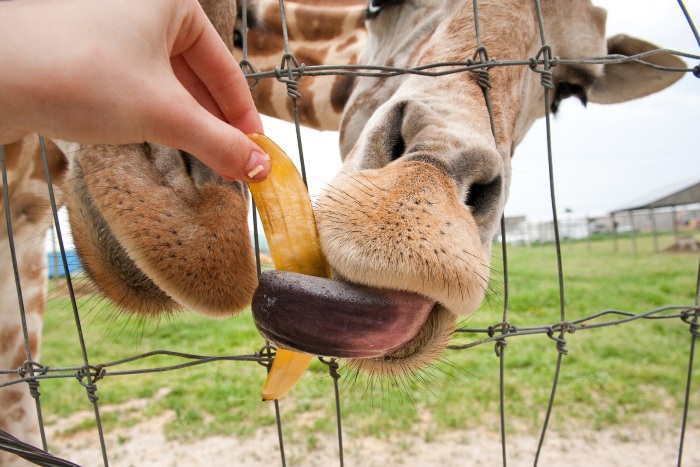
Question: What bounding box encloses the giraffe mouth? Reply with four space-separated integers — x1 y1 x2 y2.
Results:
67 144 258 317
251 270 436 358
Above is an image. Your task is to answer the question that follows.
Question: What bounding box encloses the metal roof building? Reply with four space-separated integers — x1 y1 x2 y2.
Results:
610 180 700 252
612 181 700 213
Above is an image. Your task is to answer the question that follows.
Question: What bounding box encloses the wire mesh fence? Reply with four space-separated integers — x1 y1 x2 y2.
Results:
1 0 700 466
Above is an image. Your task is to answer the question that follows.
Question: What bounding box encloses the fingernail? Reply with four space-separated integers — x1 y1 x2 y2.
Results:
246 151 271 180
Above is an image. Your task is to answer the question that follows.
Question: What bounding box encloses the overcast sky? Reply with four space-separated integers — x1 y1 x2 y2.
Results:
260 0 700 223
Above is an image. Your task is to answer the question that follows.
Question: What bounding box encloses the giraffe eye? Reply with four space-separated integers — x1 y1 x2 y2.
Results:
367 0 404 18
551 82 588 114
233 30 243 49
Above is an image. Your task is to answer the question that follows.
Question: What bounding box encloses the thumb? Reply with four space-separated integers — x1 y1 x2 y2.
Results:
151 104 270 182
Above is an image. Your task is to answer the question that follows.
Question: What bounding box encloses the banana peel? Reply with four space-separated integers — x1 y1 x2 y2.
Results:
247 133 331 401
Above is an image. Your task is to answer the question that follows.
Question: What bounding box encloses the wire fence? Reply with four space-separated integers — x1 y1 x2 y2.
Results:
1 0 700 466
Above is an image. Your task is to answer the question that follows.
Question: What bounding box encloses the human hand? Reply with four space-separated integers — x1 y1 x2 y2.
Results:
0 0 269 182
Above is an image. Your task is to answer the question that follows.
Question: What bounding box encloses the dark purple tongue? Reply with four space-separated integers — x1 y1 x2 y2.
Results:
252 270 435 358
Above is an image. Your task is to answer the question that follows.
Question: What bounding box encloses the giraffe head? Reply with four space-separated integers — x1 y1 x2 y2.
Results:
66 0 684 376
312 0 686 374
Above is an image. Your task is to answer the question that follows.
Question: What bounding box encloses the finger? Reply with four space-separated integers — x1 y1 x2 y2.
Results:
148 91 270 182
175 6 263 134
171 54 225 121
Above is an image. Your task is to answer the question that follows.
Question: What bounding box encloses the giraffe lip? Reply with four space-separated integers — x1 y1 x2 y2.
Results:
251 270 436 358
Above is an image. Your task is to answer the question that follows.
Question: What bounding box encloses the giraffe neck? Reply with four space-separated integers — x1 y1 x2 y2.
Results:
241 0 367 130
0 136 68 465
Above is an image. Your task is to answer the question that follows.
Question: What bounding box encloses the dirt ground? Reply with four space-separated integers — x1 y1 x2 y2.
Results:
40 393 700 467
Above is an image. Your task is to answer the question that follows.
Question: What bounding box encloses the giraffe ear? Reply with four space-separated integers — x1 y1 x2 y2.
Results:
367 0 405 18
588 34 686 104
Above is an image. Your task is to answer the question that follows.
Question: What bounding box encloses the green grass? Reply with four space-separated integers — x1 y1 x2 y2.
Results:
39 232 699 441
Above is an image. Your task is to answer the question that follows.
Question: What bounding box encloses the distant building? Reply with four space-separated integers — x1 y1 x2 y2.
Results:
610 180 700 234
497 180 700 245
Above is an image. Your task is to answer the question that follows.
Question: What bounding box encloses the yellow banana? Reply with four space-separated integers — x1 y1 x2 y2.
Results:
246 133 330 401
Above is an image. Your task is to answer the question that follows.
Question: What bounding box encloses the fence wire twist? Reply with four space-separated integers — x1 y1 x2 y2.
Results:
1 0 700 466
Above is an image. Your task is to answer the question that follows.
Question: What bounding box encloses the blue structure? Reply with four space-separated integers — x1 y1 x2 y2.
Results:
47 250 82 278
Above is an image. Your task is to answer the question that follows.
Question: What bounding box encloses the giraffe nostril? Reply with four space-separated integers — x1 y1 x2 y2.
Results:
466 176 502 218
386 102 407 163
389 129 406 162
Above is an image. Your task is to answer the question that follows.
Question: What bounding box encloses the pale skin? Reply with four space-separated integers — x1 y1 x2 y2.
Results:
0 0 270 182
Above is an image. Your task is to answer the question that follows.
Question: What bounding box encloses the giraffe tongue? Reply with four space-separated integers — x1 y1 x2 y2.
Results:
251 270 435 358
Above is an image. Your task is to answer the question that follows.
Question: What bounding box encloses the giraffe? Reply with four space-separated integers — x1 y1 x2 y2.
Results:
0 135 68 465
0 0 686 463
68 0 683 368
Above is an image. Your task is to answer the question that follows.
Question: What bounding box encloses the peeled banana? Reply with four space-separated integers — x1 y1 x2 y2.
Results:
246 133 330 401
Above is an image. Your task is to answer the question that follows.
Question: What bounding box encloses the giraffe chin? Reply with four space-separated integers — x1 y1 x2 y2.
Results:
252 270 455 374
